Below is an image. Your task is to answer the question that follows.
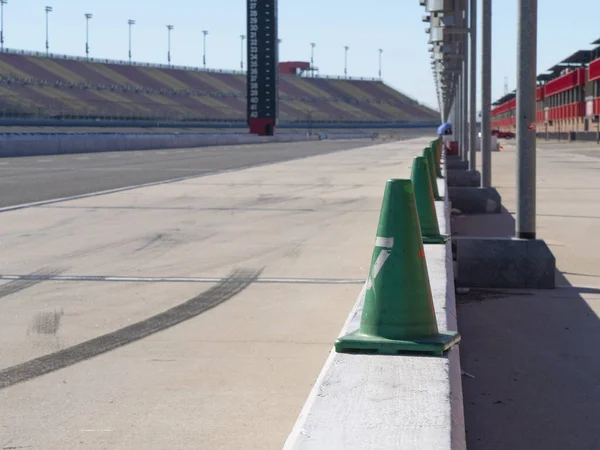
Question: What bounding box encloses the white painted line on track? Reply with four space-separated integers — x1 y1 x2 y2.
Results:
0 273 365 285
37 159 53 163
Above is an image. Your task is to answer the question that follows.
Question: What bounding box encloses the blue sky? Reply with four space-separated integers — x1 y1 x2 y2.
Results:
3 0 599 110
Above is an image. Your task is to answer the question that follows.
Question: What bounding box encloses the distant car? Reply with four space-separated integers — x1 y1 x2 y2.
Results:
493 130 515 139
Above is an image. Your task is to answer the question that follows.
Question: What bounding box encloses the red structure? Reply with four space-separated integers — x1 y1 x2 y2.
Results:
279 61 311 76
492 40 600 140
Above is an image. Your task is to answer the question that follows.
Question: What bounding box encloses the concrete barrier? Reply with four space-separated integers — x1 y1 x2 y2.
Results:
284 154 465 450
446 159 469 171
449 187 502 214
0 132 331 158
446 169 481 187
455 237 555 289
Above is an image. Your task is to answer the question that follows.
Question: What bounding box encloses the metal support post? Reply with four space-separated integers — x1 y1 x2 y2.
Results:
462 2 469 161
469 0 477 170
457 77 462 151
481 0 492 187
516 0 537 239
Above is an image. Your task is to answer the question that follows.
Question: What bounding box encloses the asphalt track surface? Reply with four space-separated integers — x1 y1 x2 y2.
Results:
0 139 376 208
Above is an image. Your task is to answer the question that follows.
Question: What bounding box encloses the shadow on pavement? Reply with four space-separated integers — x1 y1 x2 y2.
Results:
453 211 600 449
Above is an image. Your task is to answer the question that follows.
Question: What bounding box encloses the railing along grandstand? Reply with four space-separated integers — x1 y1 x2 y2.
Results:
0 47 384 83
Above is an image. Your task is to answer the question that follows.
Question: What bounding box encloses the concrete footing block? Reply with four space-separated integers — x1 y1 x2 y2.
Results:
446 159 469 171
455 237 555 289
448 187 501 214
447 170 481 187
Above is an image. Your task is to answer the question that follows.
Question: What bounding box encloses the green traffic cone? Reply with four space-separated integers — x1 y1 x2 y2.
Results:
429 141 440 172
411 157 450 244
431 139 442 167
423 147 442 201
426 145 443 179
335 179 460 356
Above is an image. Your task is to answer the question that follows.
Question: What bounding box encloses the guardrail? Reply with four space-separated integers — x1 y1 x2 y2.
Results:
284 138 465 450
0 47 245 75
0 47 389 83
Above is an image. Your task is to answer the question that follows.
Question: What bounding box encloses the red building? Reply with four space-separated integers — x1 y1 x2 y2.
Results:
491 38 600 141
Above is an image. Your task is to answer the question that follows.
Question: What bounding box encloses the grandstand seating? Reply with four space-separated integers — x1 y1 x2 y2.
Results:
0 51 438 122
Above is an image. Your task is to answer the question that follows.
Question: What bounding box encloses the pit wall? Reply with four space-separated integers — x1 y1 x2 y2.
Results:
283 148 466 450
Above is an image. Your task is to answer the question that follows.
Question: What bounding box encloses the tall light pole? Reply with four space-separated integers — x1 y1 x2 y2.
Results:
1 0 7 52
128 19 135 63
84 13 92 60
344 45 349 78
240 34 245 70
202 30 208 69
378 48 383 80
166 24 174 66
310 42 316 76
277 38 282 64
45 6 52 56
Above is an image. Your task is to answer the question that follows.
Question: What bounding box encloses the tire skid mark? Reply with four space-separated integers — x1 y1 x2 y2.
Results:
0 268 261 390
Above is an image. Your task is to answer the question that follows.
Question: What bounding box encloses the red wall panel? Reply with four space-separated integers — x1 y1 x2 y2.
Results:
544 68 585 97
547 102 585 121
536 86 544 101
536 110 544 123
589 58 600 82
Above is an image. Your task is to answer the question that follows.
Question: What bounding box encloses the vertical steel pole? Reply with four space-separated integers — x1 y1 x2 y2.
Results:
167 27 171 66
45 9 49 55
344 46 348 78
516 0 537 239
240 35 245 70
457 75 462 155
1 1 5 52
129 23 132 63
469 0 477 170
481 0 492 187
203 31 208 69
462 1 469 161
85 16 90 59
